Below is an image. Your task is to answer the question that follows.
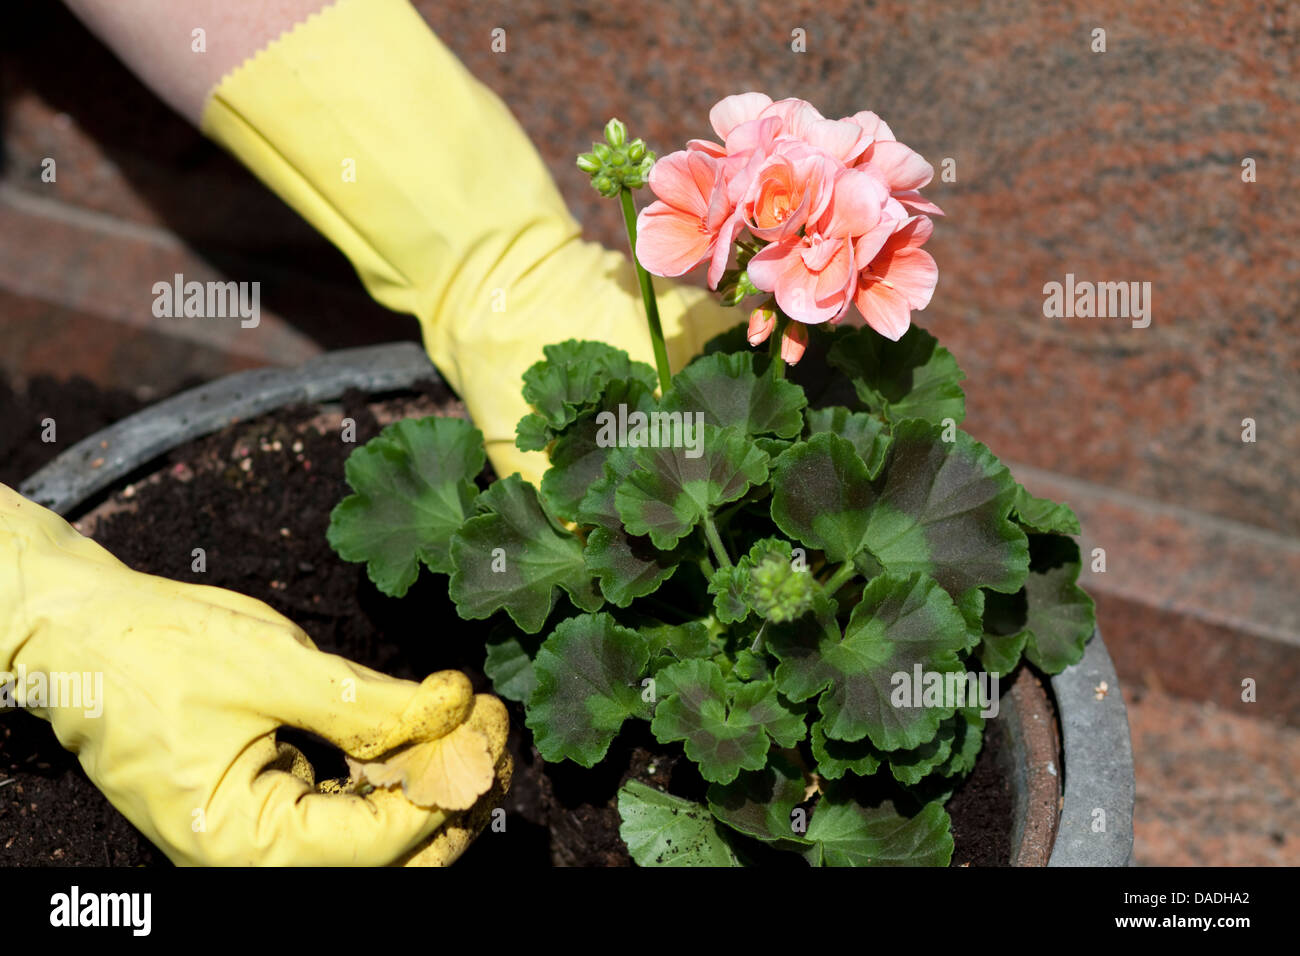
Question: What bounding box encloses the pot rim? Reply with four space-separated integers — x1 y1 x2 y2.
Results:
20 341 1135 867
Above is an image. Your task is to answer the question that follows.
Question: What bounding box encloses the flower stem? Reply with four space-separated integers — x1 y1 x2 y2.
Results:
619 187 673 393
822 560 857 595
768 310 789 380
702 514 733 570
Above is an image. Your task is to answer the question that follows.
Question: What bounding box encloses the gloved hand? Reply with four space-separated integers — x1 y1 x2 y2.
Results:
3 0 739 868
0 484 510 866
201 0 739 484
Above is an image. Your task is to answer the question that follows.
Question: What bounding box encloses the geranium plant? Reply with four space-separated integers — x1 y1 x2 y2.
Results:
327 94 1095 866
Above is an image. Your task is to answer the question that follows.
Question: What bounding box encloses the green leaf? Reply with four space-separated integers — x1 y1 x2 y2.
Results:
328 417 484 597
811 719 881 780
651 659 804 785
956 587 986 652
483 628 539 703
814 695 976 786
805 790 953 866
827 323 966 426
514 412 554 453
707 752 811 846
584 525 679 608
615 425 770 550
863 420 1029 597
540 377 656 521
527 613 652 766
640 620 712 661
886 720 955 785
575 448 632 528
769 572 968 751
1012 485 1081 536
977 627 1028 678
520 339 656 432
753 436 794 463
617 781 741 867
804 406 892 478
936 709 985 778
449 475 602 633
662 351 806 438
977 535 1094 675
707 562 751 625
729 648 771 684
769 432 875 563
1020 535 1096 673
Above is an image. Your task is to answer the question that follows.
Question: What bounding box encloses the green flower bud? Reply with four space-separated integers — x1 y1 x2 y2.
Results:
627 139 646 162
746 549 817 624
623 171 644 189
576 152 601 174
592 174 614 194
604 118 627 147
592 142 614 164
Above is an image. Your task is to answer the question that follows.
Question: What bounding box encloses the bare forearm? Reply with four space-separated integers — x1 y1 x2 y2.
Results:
62 0 334 125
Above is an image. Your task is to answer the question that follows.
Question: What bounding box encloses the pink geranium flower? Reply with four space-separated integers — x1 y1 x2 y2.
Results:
634 92 942 360
747 167 891 326
845 111 944 217
853 216 938 340
634 149 735 288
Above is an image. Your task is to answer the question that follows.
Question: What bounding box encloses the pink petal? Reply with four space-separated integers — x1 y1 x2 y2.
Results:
766 99 826 139
844 110 895 143
705 173 733 233
813 242 855 306
635 203 713 277
707 212 746 290
854 281 912 340
821 168 888 238
687 138 727 157
647 150 717 218
882 196 909 221
774 252 840 325
744 238 796 293
803 117 871 164
852 219 898 264
725 115 782 157
880 246 938 310
894 190 945 217
801 237 840 273
894 214 935 249
864 140 933 192
710 92 774 141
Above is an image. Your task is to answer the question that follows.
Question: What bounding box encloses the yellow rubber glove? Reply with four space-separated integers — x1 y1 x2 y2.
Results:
0 484 510 866
201 0 738 484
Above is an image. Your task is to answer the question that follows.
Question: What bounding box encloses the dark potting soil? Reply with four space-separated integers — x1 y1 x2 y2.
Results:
0 382 1013 867
0 374 178 490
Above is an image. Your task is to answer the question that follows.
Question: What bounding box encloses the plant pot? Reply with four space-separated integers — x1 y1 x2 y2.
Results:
18 342 1135 867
